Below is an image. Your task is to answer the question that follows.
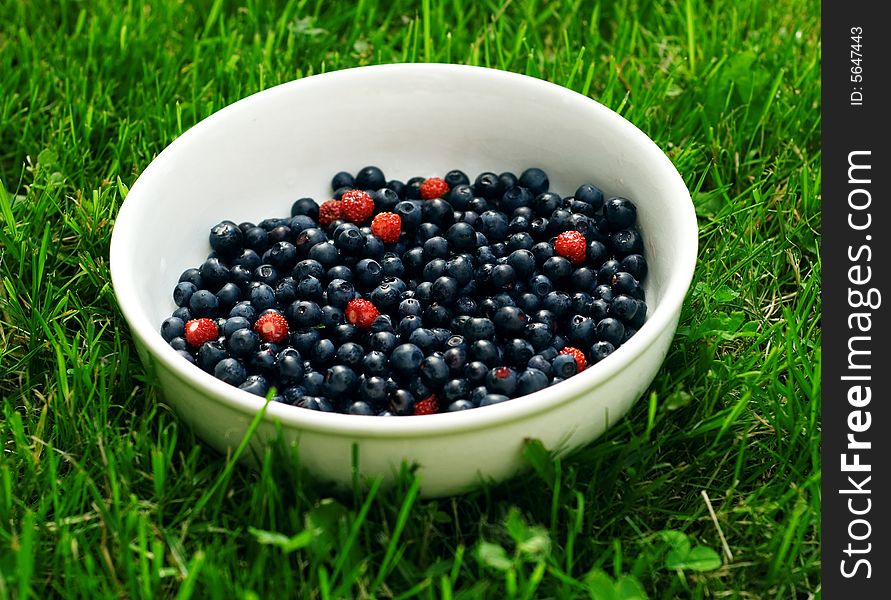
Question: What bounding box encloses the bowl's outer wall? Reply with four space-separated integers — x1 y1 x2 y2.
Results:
111 65 697 497
154 313 679 497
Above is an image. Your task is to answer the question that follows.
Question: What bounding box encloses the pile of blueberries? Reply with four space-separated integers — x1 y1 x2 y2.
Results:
159 166 648 416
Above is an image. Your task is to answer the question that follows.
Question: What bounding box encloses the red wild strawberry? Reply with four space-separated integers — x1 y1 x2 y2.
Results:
318 199 342 226
184 318 219 348
419 177 450 199
420 177 450 200
554 230 587 265
413 393 440 415
253 312 289 343
559 346 587 371
345 298 379 330
370 212 402 243
340 190 375 223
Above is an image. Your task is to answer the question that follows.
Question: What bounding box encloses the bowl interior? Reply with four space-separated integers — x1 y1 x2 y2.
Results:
111 64 695 429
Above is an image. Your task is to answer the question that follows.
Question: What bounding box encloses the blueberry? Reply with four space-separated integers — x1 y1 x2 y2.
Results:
532 192 560 217
179 268 203 287
465 317 495 341
604 197 637 230
423 304 453 328
169 337 188 351
199 257 229 290
293 259 325 280
551 354 578 379
630 302 647 328
503 338 534 368
270 278 298 305
362 351 389 376
445 222 476 253
526 355 552 377
398 298 423 318
455 296 478 316
525 322 553 351
610 229 643 256
389 388 415 415
431 276 459 305
276 348 305 385
423 199 455 229
355 258 383 290
268 225 295 245
222 316 251 337
442 378 470 402
422 236 450 261
335 226 365 254
250 283 276 311
574 184 605 211
287 300 323 328
590 298 610 321
214 358 247 386
518 168 549 196
516 368 549 396
621 254 648 281
197 340 228 372
528 274 554 298
478 211 509 241
160 317 185 342
228 328 260 357
419 355 450 388
310 338 336 368
326 278 355 309
422 258 447 282
173 282 197 307
398 315 423 339
387 343 422 376
473 172 501 199
448 185 475 210
303 371 326 395
443 346 468 375
542 291 572 317
516 293 540 314
370 314 395 333
370 282 401 311
325 365 358 396
589 341 616 363
347 401 374 416
593 284 615 303
295 227 328 256
209 222 244 257
335 342 365 368
253 264 280 287
395 201 423 229
464 361 489 385
567 315 597 347
355 166 386 190
448 399 474 412
289 215 316 233
366 331 396 355
469 339 500 367
189 289 219 317
239 375 270 397
610 271 639 295
609 295 639 322
596 318 625 346
496 171 518 191
542 256 572 282
264 242 298 272
480 393 510 407
331 171 355 190
490 264 516 289
468 386 489 405
291 197 320 220
308 241 339 268
360 375 389 404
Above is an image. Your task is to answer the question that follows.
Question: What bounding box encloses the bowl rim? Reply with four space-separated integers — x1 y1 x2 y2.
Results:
110 62 697 438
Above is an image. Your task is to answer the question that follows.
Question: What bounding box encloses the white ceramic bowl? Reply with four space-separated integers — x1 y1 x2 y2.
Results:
110 64 697 497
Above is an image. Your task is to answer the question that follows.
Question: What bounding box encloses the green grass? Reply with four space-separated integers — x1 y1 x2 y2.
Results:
0 0 820 597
